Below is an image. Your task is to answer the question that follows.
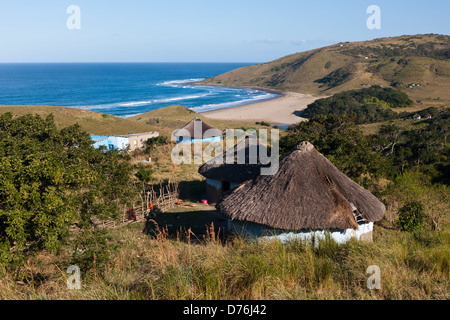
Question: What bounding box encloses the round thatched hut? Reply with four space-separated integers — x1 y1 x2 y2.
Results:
173 118 222 144
198 136 269 204
216 141 386 243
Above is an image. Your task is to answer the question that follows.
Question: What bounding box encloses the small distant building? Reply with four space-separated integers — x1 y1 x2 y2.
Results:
216 142 386 244
198 136 269 204
413 114 422 120
91 132 159 152
91 135 130 152
174 118 222 144
424 114 432 119
121 132 160 151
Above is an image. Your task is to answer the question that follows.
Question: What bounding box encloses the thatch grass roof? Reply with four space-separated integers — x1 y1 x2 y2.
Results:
216 141 386 231
174 118 222 139
198 136 269 183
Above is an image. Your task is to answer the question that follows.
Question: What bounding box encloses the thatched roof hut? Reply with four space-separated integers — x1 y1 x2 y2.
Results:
198 136 270 203
199 136 269 184
174 118 222 142
216 141 385 238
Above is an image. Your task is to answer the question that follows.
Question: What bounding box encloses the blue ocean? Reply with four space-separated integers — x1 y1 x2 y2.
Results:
0 63 279 118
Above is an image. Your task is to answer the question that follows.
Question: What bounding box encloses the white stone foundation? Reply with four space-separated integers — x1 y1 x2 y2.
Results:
229 220 374 245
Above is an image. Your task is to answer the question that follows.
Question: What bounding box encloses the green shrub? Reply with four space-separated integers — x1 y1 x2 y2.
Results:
144 136 169 148
0 113 137 265
397 201 425 231
135 167 155 184
71 229 114 276
302 85 412 124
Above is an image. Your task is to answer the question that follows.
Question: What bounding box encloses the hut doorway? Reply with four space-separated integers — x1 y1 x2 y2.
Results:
222 181 231 193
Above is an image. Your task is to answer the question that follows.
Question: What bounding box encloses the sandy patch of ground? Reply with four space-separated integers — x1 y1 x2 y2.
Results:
201 92 324 125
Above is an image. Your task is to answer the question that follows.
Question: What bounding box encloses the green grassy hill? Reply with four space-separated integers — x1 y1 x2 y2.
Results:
200 34 450 106
0 105 272 137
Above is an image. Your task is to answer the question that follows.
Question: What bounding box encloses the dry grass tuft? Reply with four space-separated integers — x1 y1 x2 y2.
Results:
1 220 448 300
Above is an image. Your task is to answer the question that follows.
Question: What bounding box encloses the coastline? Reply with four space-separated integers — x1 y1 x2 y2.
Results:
199 90 322 125
189 80 324 125
189 81 286 96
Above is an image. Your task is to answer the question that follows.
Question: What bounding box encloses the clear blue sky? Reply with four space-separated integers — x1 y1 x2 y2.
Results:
0 0 448 63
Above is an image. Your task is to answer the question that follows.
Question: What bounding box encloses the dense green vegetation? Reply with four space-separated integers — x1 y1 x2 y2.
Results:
397 201 426 232
280 115 388 186
0 113 138 264
281 110 449 184
341 37 450 60
375 114 450 184
281 101 449 234
302 86 414 124
299 86 449 185
281 78 449 232
314 67 353 89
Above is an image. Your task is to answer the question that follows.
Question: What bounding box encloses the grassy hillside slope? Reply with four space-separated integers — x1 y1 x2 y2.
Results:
0 105 273 137
0 105 275 182
200 34 450 106
128 105 271 137
0 105 155 135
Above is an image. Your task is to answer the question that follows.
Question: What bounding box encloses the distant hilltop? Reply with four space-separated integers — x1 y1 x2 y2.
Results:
200 34 450 106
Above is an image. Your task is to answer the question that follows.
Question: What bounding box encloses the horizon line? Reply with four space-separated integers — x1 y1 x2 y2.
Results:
0 61 263 64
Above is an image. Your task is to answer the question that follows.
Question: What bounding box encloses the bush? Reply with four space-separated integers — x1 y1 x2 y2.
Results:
397 201 425 231
255 121 271 127
314 67 352 88
71 229 114 276
280 115 389 184
0 113 137 264
302 86 413 124
135 167 155 184
144 136 169 151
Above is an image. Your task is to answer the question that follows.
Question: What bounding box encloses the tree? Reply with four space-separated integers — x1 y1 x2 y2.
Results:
302 86 412 124
143 136 169 157
0 113 138 264
376 124 404 157
135 167 155 194
280 115 389 185
397 201 425 232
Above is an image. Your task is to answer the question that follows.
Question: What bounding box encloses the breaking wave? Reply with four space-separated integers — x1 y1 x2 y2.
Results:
76 93 214 110
190 93 278 113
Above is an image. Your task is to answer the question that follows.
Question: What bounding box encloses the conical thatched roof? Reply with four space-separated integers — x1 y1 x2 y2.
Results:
198 136 270 183
174 118 222 139
216 141 386 231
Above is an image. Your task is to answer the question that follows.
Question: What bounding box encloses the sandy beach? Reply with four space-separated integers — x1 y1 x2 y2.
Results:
200 91 323 125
